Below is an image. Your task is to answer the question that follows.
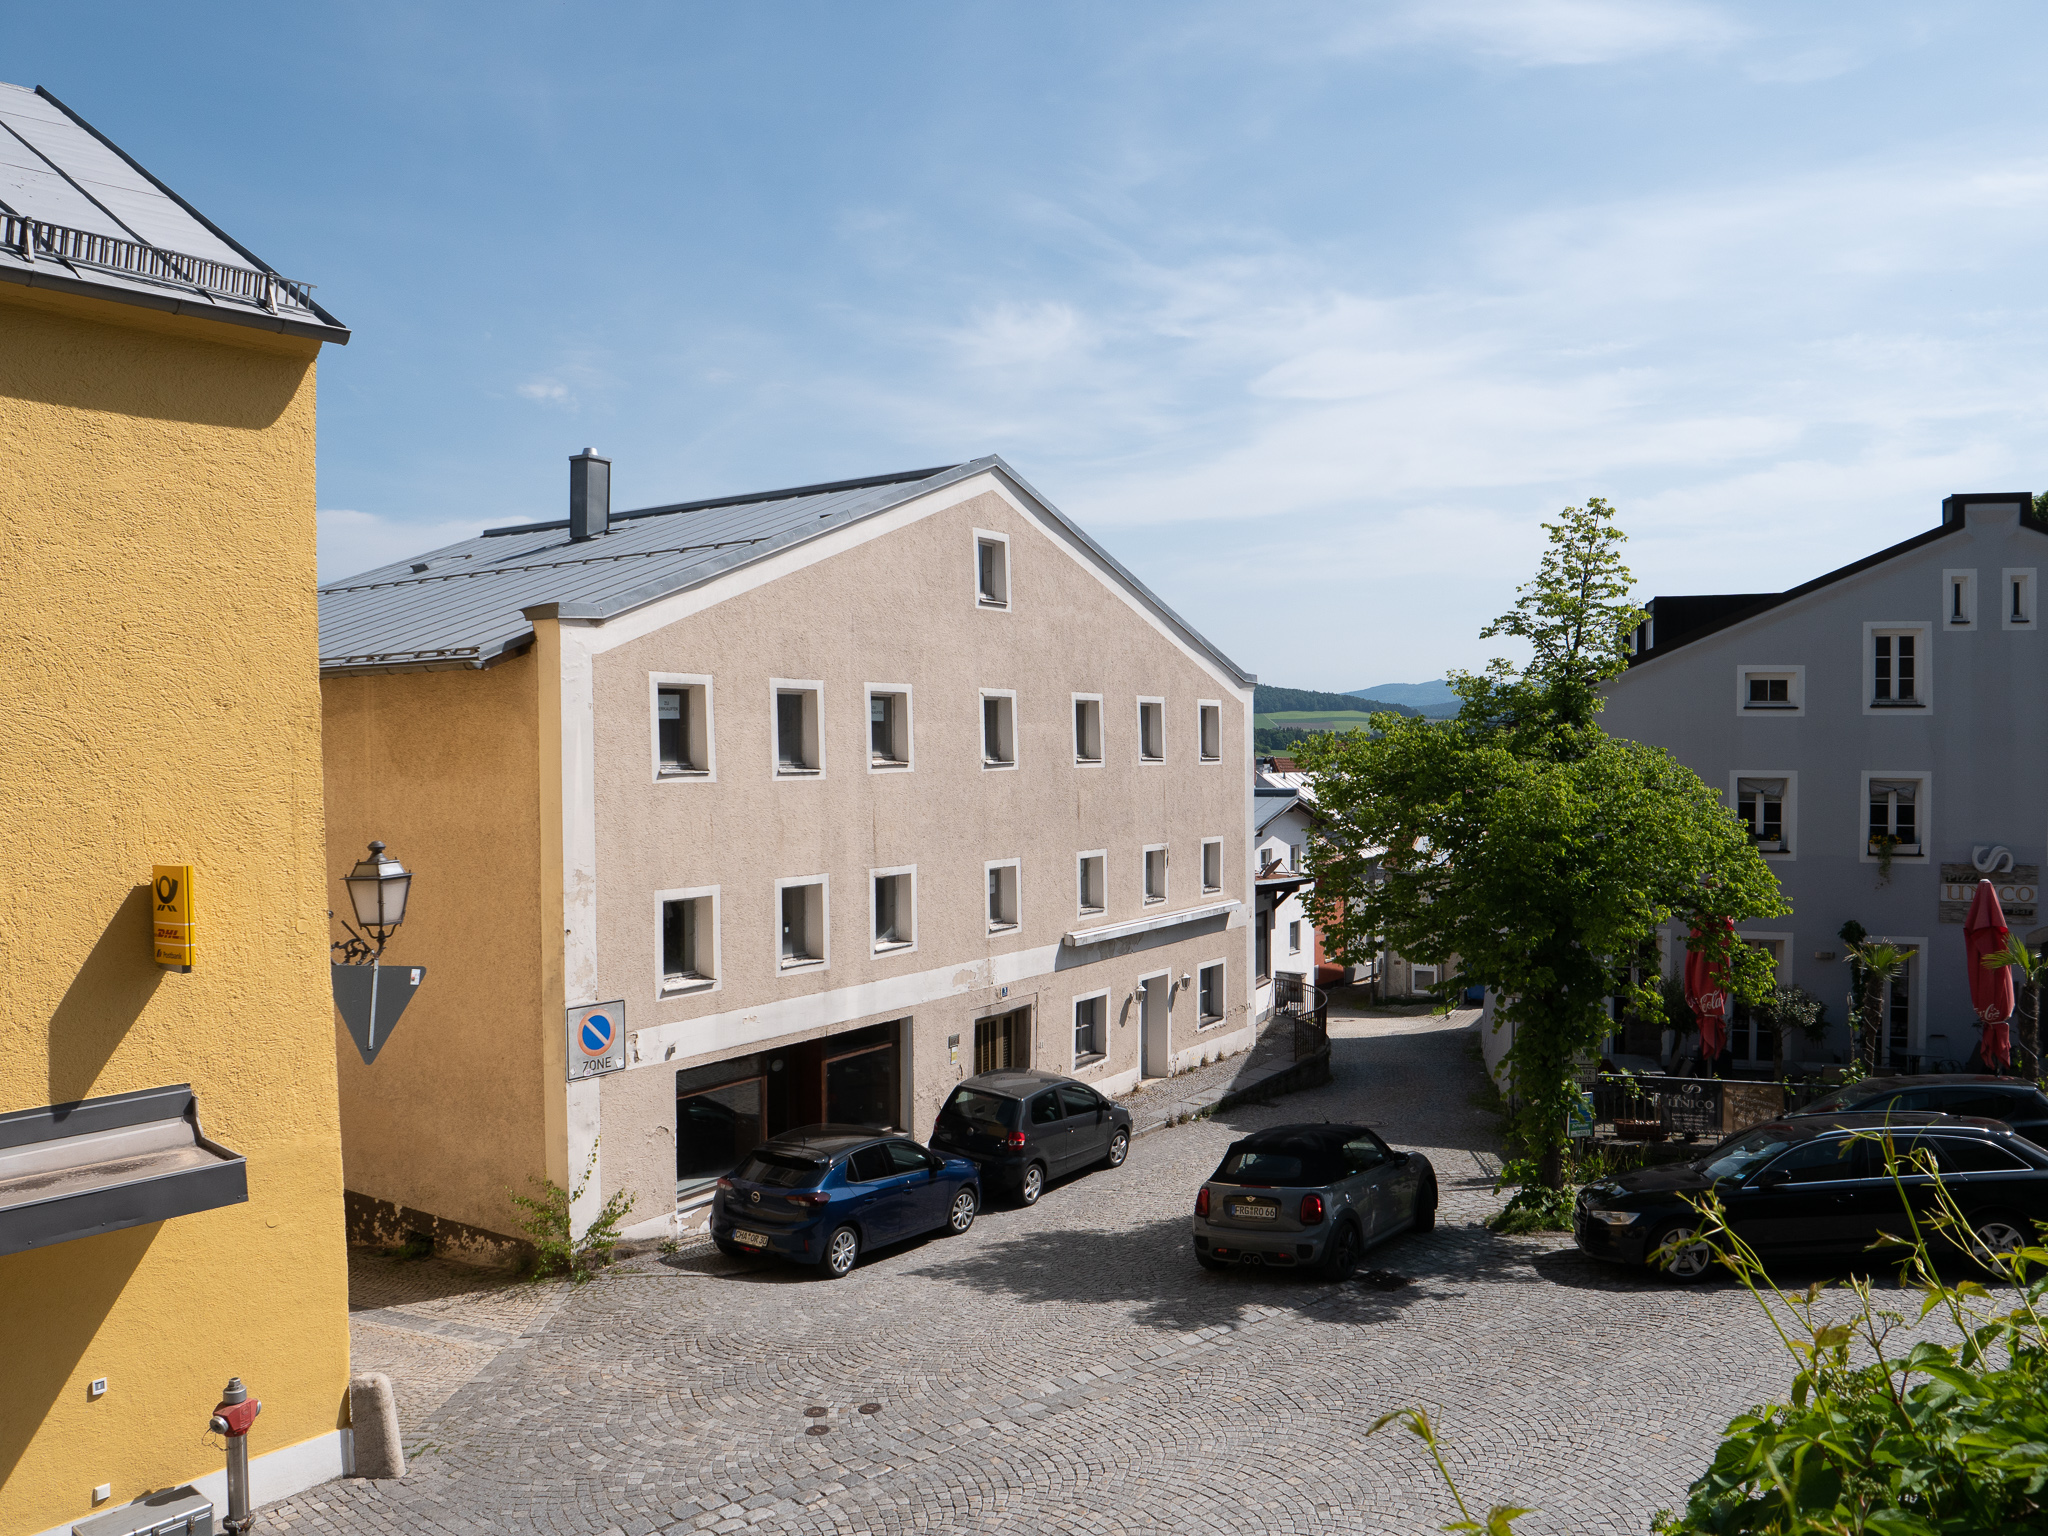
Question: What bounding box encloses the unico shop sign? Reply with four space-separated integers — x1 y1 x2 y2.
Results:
566 1000 627 1080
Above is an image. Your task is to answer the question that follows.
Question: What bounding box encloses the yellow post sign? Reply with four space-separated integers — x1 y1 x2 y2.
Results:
152 864 195 970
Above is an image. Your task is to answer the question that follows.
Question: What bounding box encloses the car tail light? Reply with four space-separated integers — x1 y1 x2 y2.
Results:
716 1178 734 1192
1003 1132 1028 1149
1299 1193 1325 1226
790 1192 830 1206
1195 1186 1211 1218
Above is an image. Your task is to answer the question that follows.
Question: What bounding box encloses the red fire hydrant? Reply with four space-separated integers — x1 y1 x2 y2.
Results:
208 1377 263 1533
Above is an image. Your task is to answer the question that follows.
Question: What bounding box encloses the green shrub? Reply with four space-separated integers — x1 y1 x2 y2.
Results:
510 1142 636 1282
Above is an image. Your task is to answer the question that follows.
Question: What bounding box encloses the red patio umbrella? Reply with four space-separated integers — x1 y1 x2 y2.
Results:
1966 878 2015 1069
1685 920 1733 1066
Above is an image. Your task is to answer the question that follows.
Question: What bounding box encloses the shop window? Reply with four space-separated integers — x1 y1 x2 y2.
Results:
976 1007 1029 1073
1074 695 1103 763
824 1026 898 1128
1199 961 1224 1025
868 686 912 770
676 1073 764 1196
1073 994 1106 1063
652 676 713 778
773 681 823 775
1137 698 1165 762
1198 702 1221 762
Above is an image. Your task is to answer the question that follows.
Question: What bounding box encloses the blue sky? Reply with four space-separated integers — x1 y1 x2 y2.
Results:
10 3 2048 689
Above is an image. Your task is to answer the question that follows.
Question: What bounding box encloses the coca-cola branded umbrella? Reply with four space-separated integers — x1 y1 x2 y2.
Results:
1965 878 2015 1069
1685 920 1734 1067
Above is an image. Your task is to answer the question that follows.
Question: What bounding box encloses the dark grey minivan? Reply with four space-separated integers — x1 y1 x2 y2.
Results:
929 1069 1133 1205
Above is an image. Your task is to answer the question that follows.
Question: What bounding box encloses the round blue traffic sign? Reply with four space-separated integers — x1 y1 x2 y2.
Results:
580 1012 615 1056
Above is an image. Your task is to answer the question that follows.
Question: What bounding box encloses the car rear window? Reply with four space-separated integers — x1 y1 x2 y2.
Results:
733 1151 827 1188
1213 1145 1338 1186
940 1088 1021 1131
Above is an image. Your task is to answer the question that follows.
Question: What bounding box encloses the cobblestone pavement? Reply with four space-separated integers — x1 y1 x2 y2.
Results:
274 1014 1893 1535
1112 1011 1306 1132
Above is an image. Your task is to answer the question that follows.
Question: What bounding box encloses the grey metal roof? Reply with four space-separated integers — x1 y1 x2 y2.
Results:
1255 793 1302 834
318 455 1256 687
0 83 346 342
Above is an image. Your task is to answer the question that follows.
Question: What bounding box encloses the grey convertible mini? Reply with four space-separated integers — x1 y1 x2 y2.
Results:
1191 1122 1438 1279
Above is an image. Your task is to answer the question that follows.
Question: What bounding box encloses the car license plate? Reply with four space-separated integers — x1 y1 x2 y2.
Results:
1230 1203 1276 1220
733 1229 770 1248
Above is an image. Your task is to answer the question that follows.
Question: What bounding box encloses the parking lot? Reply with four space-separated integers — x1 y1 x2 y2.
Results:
269 1012 1827 1536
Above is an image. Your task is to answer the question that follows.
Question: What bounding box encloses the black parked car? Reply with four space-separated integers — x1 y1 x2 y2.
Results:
709 1125 981 1278
929 1069 1133 1205
1575 1113 2048 1281
1192 1123 1438 1279
1790 1074 2048 1148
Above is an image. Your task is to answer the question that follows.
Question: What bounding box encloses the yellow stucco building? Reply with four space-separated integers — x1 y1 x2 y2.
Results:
0 83 354 1535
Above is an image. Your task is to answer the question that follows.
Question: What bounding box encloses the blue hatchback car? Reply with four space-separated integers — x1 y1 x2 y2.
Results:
709 1124 982 1278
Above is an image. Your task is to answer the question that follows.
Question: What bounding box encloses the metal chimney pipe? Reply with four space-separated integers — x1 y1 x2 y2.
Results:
569 449 611 542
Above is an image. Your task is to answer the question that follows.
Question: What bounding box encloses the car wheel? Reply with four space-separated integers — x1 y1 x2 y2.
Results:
1195 1250 1229 1272
821 1225 860 1279
945 1186 979 1235
1320 1221 1363 1282
1966 1211 2033 1275
713 1236 761 1261
1018 1163 1046 1206
1649 1220 1715 1283
1412 1172 1438 1234
1103 1129 1130 1169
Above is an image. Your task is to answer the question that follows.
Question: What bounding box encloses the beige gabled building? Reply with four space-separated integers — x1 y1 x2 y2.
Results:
320 455 1256 1253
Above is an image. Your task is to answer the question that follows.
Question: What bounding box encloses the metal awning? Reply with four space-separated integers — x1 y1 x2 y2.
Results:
1063 898 1240 947
0 1084 246 1257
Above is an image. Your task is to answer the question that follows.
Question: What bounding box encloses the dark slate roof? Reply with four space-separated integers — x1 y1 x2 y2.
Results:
318 455 1256 685
1624 492 2043 667
0 82 346 342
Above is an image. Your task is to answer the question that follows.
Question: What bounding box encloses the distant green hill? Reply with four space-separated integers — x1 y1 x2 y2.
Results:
1255 685 1418 717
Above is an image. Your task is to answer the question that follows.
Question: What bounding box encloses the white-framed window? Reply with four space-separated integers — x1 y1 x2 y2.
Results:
1072 990 1108 1065
650 674 715 780
1943 569 1978 630
774 875 829 970
1870 936 1926 1068
1137 697 1165 762
1863 624 1930 713
771 680 824 775
1862 772 1928 860
1728 934 1790 1066
1142 843 1168 904
657 886 719 996
866 685 913 771
981 689 1017 769
1200 838 1223 894
1735 665 1803 715
1076 850 1106 917
1073 694 1103 764
1197 960 1225 1027
1292 842 1306 871
1288 920 1301 954
871 866 916 955
1198 701 1222 763
2003 568 2037 629
1731 770 1797 857
986 859 1021 933
974 529 1011 609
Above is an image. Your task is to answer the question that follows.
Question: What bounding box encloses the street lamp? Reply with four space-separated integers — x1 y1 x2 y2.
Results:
331 841 420 1063
343 840 412 950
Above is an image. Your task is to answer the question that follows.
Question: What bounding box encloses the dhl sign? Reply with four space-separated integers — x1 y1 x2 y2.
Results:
152 864 195 970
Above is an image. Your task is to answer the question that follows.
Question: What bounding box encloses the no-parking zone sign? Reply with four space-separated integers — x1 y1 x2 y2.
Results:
567 1000 627 1080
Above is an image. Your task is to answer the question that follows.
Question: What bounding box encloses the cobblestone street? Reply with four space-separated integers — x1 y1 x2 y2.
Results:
275 1014 1827 1535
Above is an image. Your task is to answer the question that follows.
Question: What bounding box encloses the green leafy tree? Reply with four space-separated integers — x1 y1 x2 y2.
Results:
1297 499 1786 1188
1982 930 2043 1074
1844 939 1914 1074
1749 984 1828 1082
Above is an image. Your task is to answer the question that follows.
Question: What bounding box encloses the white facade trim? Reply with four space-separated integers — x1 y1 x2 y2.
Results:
1064 898 1241 948
27 1432 355 1536
654 883 722 999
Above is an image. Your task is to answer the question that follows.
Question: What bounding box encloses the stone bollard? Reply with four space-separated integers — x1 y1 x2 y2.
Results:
348 1373 406 1479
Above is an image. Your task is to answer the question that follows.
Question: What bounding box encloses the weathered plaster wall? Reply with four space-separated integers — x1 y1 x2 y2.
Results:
0 288 350 1533
321 652 547 1246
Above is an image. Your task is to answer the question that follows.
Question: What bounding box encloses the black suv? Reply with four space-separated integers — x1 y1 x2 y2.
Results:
929 1069 1133 1205
1791 1075 2048 1148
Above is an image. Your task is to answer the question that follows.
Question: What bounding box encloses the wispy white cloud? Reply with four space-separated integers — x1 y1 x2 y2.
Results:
517 378 571 403
1352 0 1746 68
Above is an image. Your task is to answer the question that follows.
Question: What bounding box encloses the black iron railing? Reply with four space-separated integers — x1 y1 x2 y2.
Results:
1275 976 1329 1061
